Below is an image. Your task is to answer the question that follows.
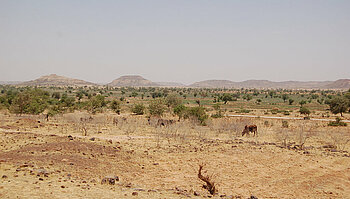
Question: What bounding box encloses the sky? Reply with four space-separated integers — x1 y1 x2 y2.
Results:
0 0 349 84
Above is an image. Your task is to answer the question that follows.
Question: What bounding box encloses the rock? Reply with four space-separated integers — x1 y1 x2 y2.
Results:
132 192 138 196
68 135 73 140
89 137 96 141
194 191 200 196
101 176 119 185
250 195 258 199
133 188 145 191
2 175 8 179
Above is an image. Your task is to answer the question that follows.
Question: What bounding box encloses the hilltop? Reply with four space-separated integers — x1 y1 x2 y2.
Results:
107 75 160 87
19 74 96 87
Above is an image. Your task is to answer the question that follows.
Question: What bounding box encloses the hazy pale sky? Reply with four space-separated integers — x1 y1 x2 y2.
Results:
1 0 349 84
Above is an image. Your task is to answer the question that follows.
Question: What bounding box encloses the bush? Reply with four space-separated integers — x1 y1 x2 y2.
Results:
328 117 347 126
299 107 311 115
173 104 187 120
236 109 251 114
329 96 349 117
87 95 106 114
184 106 208 125
166 93 182 108
282 120 289 128
132 103 145 115
110 100 121 114
148 99 166 117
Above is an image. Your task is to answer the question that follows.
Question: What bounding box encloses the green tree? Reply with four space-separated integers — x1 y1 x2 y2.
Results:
131 91 138 98
299 100 307 107
148 99 166 117
166 93 182 108
299 106 311 115
220 93 233 104
110 100 121 114
184 106 208 125
329 96 349 117
288 98 294 105
88 95 106 114
132 103 145 115
282 94 288 102
173 104 187 121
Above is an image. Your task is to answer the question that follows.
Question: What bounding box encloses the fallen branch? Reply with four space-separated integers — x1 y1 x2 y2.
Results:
198 165 217 195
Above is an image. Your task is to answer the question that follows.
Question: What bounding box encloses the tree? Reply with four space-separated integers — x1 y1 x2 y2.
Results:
184 106 208 125
88 95 106 114
173 104 187 121
329 96 349 117
220 93 233 104
299 107 311 115
10 92 31 115
282 94 288 102
299 100 307 107
131 91 138 98
148 99 166 117
166 93 182 108
110 100 121 114
132 103 145 115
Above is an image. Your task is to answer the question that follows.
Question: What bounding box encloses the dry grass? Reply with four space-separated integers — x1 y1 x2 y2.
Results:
1 111 350 198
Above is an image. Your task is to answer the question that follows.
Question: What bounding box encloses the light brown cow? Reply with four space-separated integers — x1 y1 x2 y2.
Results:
242 125 258 137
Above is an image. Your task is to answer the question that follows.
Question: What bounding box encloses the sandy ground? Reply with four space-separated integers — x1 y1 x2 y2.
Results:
1 113 350 199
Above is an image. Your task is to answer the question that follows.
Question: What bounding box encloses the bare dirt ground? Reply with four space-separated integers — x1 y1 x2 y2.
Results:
1 112 350 199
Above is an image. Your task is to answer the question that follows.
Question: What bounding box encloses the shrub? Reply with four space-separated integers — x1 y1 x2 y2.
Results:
148 99 166 117
282 120 289 128
329 96 349 117
87 95 106 114
132 103 145 115
110 100 121 114
174 104 187 120
328 117 347 126
184 106 208 125
166 93 182 108
299 107 311 115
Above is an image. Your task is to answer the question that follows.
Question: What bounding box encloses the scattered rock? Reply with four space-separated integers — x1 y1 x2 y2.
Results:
101 176 119 185
68 135 73 140
133 188 145 191
132 192 138 196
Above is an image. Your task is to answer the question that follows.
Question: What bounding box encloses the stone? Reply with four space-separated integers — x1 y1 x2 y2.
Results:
101 176 119 185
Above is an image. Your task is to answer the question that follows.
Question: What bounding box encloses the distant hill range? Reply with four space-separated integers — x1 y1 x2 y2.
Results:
2 74 349 89
107 75 160 87
0 81 22 85
19 74 96 86
189 79 350 90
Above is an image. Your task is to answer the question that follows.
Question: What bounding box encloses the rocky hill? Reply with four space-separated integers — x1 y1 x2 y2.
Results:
107 75 160 87
323 79 350 89
19 74 96 86
189 79 348 89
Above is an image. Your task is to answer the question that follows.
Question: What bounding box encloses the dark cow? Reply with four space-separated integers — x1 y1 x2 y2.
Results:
242 125 258 137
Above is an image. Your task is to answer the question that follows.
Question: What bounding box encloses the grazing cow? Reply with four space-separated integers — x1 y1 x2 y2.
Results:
242 125 258 137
